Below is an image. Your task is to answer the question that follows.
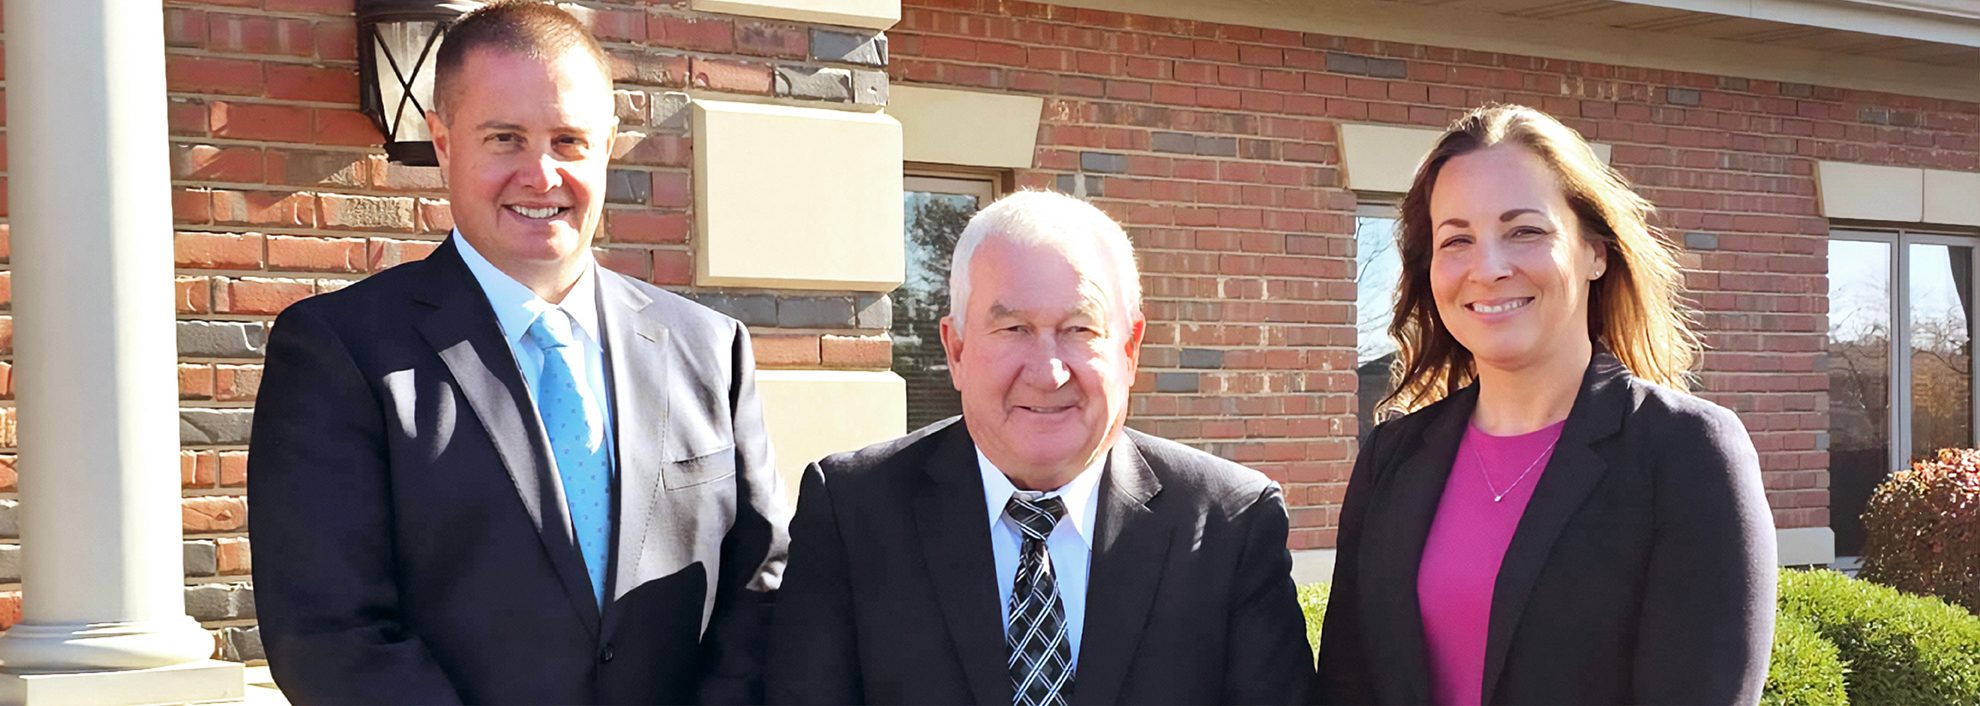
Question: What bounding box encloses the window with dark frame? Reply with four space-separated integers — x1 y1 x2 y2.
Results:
897 172 1002 431
1826 227 1977 558
1355 201 1404 436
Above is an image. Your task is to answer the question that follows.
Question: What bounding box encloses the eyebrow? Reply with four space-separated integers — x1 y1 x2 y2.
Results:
1436 208 1546 230
985 301 1106 322
472 120 600 134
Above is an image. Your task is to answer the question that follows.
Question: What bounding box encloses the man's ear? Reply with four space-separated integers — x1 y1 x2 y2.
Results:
940 315 965 393
425 110 451 172
1122 315 1147 376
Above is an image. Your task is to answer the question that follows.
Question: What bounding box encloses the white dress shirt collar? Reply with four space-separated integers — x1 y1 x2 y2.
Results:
452 229 603 347
977 449 1105 547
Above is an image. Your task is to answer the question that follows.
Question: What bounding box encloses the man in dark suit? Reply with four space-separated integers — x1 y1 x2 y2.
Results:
765 191 1313 705
247 4 787 703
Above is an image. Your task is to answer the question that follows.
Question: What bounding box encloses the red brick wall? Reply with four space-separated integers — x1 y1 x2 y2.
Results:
889 0 1980 549
0 0 893 660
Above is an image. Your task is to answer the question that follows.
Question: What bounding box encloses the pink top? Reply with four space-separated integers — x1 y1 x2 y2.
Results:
1417 420 1566 706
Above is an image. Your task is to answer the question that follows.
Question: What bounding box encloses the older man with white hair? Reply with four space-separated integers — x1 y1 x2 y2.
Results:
766 191 1313 705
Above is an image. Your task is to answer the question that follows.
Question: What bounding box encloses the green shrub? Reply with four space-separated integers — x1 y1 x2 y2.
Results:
1762 613 1848 706
1860 447 1980 614
1779 568 1980 706
1297 582 1328 657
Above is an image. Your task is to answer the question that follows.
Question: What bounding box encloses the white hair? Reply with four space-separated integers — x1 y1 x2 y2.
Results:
948 190 1142 333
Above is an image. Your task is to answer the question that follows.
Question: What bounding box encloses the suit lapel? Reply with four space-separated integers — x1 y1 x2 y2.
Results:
1359 386 1475 705
913 426 1012 706
1070 436 1170 706
414 238 601 638
595 272 671 642
1480 353 1629 702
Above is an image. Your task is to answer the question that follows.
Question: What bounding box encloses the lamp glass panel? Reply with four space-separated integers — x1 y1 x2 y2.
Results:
373 20 441 142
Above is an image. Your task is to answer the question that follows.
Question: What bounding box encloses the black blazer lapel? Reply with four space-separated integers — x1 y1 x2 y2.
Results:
413 237 602 637
1071 437 1171 706
1480 352 1630 702
1360 386 1475 704
595 272 672 642
912 427 1012 706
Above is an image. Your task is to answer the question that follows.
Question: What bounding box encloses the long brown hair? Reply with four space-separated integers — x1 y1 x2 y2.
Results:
1381 104 1701 414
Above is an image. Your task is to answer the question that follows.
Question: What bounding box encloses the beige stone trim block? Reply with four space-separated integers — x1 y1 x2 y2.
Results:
693 99 904 291
890 85 1044 169
758 369 907 501
1923 169 1980 228
1339 123 1441 195
690 0 899 29
1777 526 1836 567
1818 161 1924 222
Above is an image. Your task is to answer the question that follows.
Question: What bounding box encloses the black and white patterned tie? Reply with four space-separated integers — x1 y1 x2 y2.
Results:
1005 493 1074 706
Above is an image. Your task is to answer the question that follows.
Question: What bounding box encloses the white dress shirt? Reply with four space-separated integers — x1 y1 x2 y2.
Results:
979 450 1105 668
455 231 617 470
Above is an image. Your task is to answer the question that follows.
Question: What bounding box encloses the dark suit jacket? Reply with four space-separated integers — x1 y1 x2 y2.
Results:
248 238 789 705
765 418 1313 705
1314 351 1776 705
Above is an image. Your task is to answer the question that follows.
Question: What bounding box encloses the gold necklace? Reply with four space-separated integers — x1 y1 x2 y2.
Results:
1467 439 1558 502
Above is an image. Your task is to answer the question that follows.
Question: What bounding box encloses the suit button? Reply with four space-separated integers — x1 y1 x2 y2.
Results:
600 643 615 663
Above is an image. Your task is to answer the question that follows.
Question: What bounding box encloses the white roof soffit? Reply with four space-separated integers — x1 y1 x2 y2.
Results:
1619 0 1980 48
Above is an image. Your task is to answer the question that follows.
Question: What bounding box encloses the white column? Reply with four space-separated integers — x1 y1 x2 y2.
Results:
0 0 241 701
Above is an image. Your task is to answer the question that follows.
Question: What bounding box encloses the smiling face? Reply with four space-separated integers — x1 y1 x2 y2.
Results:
1428 144 1607 378
940 237 1145 490
427 46 617 299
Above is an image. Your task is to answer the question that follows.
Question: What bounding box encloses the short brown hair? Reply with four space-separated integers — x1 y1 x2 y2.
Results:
431 1 613 120
1383 104 1702 413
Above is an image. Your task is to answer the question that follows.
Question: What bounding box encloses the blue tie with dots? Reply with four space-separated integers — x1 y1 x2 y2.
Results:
528 309 610 607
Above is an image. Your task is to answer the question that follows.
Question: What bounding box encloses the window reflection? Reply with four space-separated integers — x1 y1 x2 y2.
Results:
1355 213 1402 432
896 185 985 430
1827 239 1891 557
1908 243 1973 462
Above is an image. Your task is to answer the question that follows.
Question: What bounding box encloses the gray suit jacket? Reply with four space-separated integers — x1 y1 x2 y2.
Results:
249 237 789 704
766 419 1314 705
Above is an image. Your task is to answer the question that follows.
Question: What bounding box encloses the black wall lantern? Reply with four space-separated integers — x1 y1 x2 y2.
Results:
357 0 480 166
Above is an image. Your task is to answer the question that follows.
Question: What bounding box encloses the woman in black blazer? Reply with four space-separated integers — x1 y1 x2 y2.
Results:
1314 104 1776 705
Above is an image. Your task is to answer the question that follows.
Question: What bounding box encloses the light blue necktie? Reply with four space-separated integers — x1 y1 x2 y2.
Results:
528 309 611 607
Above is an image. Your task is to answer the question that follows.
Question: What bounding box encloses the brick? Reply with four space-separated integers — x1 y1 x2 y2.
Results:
267 235 364 272
1155 373 1199 393
690 58 773 95
652 249 691 286
1685 232 1720 250
855 294 892 329
185 541 218 577
417 199 454 234
688 293 777 327
211 191 315 228
170 98 209 136
176 277 214 314
1325 53 1368 76
1080 152 1127 174
177 320 269 358
368 238 439 270
605 210 688 245
180 363 216 400
649 14 734 53
318 193 415 231
315 21 358 61
0 545 18 583
774 66 852 102
175 232 264 270
224 277 314 315
215 364 263 402
182 496 248 534
736 21 807 58
811 29 886 66
1180 348 1225 369
268 149 368 187
852 69 888 106
181 409 255 447
778 297 856 328
0 456 15 493
613 50 690 88
210 101 312 142
208 14 314 57
650 91 691 130
266 0 353 12
167 56 263 96
588 7 645 41
265 63 355 102
752 333 820 367
0 591 19 632
619 133 690 168
175 188 213 224
0 500 15 538
821 335 890 368
165 7 208 48
218 451 250 487
174 144 266 183
595 247 653 282
217 537 252 574
184 582 253 620
314 108 381 147
605 169 652 204
649 171 691 208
